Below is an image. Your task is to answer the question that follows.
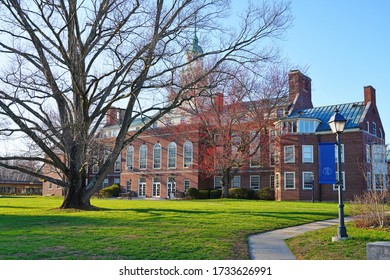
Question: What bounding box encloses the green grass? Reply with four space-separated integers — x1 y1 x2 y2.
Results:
0 196 344 260
286 223 390 259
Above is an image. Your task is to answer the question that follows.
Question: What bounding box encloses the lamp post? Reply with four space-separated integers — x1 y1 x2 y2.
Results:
328 108 348 241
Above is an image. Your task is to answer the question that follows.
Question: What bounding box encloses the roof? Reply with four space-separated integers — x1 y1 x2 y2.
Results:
288 102 365 132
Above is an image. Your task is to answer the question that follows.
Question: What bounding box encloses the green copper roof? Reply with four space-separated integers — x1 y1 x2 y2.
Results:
188 33 203 54
288 102 365 132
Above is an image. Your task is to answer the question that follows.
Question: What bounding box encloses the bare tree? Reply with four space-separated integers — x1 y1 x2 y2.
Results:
0 0 292 209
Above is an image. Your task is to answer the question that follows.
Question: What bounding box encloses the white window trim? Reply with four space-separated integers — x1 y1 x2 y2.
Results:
302 145 314 163
284 172 295 190
250 175 260 190
138 178 146 197
284 145 295 163
302 171 314 190
214 176 223 189
153 143 162 169
231 176 241 188
168 142 177 169
183 141 193 168
126 146 134 170
152 178 161 197
366 144 371 163
333 171 346 191
139 145 147 170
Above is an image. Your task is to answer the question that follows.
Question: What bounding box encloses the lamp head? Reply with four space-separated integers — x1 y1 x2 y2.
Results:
328 108 346 133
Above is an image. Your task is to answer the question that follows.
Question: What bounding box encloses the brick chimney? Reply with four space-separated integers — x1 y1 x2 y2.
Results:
288 70 313 111
364 85 376 106
105 107 125 126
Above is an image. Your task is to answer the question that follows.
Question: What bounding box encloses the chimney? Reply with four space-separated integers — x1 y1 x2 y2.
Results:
364 86 376 106
288 70 313 111
105 107 124 126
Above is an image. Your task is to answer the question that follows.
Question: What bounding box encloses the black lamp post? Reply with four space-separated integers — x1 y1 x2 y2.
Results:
328 108 348 240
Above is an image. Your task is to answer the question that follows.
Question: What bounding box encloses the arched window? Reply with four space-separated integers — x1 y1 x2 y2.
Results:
183 141 193 167
126 146 134 170
139 145 147 169
153 143 161 169
168 142 177 168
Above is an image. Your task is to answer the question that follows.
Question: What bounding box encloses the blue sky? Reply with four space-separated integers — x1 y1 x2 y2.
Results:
282 0 390 141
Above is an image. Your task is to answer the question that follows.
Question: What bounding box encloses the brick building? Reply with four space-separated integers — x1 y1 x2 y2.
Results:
41 28 388 200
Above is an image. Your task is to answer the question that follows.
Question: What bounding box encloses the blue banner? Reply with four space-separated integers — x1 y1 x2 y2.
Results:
318 143 336 184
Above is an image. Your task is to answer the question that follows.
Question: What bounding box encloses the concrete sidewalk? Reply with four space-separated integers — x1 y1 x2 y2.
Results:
248 217 354 260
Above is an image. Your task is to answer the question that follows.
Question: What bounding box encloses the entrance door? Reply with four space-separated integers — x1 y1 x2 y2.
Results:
138 178 146 197
167 177 176 199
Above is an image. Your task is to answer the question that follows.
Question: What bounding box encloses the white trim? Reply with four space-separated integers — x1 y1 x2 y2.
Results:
302 171 314 190
153 143 162 169
139 145 147 170
284 172 295 190
250 175 260 190
302 145 314 163
284 145 295 163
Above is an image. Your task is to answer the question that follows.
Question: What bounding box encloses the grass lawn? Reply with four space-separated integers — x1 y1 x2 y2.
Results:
286 222 390 260
0 196 344 260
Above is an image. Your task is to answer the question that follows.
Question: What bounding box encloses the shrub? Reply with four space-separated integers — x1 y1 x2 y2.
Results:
351 190 390 229
210 189 222 199
185 187 200 199
198 190 210 199
257 187 275 200
99 184 120 198
229 188 249 199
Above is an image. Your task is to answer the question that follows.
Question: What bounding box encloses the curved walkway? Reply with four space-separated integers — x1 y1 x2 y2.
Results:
248 216 354 260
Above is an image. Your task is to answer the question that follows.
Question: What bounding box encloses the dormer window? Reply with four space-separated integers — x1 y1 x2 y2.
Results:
372 122 377 135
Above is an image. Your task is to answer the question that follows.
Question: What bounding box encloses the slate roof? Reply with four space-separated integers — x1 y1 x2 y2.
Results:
288 101 365 132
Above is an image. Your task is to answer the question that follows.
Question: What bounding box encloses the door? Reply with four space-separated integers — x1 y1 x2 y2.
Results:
167 177 176 199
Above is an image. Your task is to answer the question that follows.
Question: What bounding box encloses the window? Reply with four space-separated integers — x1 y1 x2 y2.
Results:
114 155 121 173
284 145 295 163
183 141 193 167
372 122 377 135
168 142 177 169
275 173 280 189
92 164 99 174
374 174 386 191
138 178 146 197
302 145 313 163
335 144 345 163
250 132 261 167
250 175 260 190
184 180 190 192
214 176 223 189
333 172 346 191
102 179 109 188
379 128 383 139
366 121 369 132
284 172 295 189
270 142 276 166
48 182 53 190
152 177 161 197
298 120 319 133
139 145 147 169
366 144 371 163
153 144 161 169
126 146 134 170
126 180 131 193
302 172 314 190
270 175 275 189
231 176 241 188
367 172 372 190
